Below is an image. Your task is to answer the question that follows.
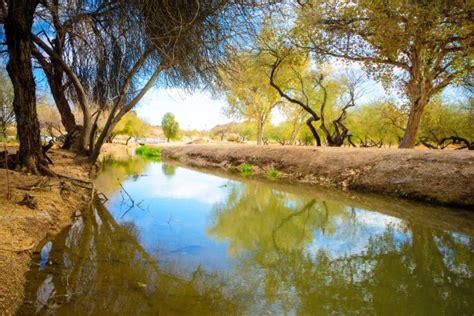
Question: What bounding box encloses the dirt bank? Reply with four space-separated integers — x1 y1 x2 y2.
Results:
0 149 92 315
161 144 474 207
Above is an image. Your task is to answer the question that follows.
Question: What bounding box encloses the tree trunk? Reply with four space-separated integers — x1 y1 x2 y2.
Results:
88 117 119 163
5 0 50 174
125 136 132 145
306 117 321 146
47 67 87 152
399 97 428 148
256 120 265 146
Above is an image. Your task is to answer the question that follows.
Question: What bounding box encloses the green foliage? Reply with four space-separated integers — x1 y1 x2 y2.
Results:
161 113 180 142
264 124 290 145
235 121 256 143
266 167 278 180
113 112 150 141
347 101 405 147
220 52 282 144
297 125 314 146
419 98 473 148
135 145 161 160
293 0 472 147
162 164 176 178
240 163 253 176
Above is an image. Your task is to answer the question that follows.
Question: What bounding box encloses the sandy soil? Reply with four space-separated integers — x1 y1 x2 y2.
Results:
161 144 474 207
0 148 92 315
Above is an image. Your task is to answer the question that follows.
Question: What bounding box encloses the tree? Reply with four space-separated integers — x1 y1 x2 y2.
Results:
270 55 366 146
112 112 150 145
0 69 14 137
29 1 254 163
418 98 473 150
161 113 179 142
293 0 473 148
3 0 51 174
220 52 281 145
347 101 405 147
279 107 307 145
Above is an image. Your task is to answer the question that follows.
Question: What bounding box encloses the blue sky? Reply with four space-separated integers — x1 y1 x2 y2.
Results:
135 77 464 131
136 88 231 130
135 76 389 130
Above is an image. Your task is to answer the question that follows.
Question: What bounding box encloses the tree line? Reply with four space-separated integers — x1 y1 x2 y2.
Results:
0 0 472 174
218 1 473 149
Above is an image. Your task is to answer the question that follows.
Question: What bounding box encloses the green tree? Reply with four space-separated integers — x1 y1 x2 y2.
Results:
348 101 406 147
419 98 473 149
112 112 150 145
294 0 473 148
161 113 179 142
297 125 315 146
220 52 281 145
270 57 366 146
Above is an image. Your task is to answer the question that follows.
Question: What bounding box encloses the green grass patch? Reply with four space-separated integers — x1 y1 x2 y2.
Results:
266 167 278 180
135 145 161 160
240 163 253 176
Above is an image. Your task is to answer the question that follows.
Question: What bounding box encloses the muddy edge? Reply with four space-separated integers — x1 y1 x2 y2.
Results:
160 144 474 207
0 149 93 315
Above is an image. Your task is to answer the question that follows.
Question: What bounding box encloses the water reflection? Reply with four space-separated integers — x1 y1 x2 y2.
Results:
210 182 474 314
20 158 474 315
19 199 253 315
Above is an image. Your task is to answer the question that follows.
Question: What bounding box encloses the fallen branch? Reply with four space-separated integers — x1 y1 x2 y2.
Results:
119 183 145 218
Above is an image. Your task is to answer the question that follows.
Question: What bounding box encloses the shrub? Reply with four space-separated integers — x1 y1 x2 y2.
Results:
135 145 160 160
240 163 252 176
267 167 278 180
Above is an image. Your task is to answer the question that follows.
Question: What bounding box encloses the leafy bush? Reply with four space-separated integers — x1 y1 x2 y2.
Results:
266 167 278 180
240 163 252 176
135 145 161 160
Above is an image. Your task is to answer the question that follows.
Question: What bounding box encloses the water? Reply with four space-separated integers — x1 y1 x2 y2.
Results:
19 157 474 315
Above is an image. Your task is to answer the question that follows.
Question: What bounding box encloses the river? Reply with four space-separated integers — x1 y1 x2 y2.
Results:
18 156 474 315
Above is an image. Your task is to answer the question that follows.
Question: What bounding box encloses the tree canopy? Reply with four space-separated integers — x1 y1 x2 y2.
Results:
161 112 179 142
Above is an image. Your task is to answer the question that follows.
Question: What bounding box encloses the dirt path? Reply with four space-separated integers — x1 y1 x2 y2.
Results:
0 149 92 315
161 144 474 207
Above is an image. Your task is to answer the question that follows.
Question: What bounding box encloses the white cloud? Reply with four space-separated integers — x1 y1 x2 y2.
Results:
136 88 231 130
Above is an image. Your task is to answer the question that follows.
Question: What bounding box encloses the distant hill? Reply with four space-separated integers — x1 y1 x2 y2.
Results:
210 122 240 133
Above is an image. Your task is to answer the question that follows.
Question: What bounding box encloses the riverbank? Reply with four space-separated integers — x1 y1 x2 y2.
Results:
160 144 474 207
0 149 93 314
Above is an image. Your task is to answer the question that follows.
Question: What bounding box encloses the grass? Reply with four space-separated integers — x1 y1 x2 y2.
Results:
266 167 278 180
240 163 252 176
135 145 161 160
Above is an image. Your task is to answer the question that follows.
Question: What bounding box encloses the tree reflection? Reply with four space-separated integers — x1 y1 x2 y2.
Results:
94 156 149 196
161 164 176 178
19 199 254 315
20 179 474 314
209 182 474 314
